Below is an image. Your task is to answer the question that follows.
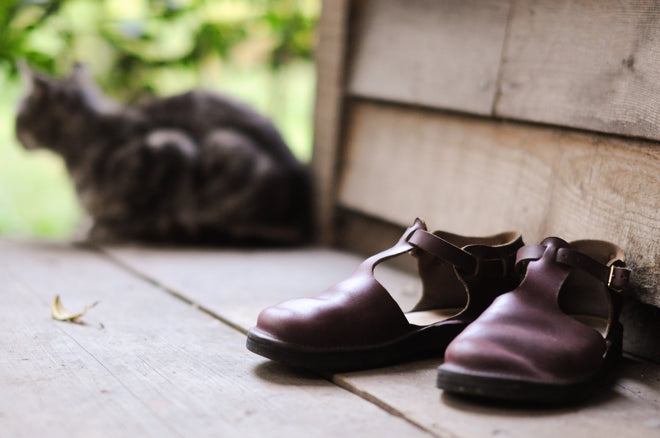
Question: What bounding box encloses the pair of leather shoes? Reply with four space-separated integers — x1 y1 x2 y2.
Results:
246 219 631 404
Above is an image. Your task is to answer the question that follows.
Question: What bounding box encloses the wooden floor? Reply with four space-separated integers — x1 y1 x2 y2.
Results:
2 239 659 438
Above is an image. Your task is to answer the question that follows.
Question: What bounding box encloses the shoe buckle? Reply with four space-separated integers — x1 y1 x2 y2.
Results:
608 265 629 293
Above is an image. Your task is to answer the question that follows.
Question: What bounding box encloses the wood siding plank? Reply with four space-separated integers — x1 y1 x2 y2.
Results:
496 0 660 141
312 0 350 243
347 0 511 115
337 101 660 307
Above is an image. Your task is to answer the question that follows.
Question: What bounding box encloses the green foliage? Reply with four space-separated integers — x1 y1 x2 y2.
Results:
0 0 319 99
0 1 61 74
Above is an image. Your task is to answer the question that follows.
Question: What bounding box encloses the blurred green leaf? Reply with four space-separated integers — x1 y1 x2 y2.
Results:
0 0 318 90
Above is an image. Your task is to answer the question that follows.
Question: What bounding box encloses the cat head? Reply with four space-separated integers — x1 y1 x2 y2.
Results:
15 62 110 154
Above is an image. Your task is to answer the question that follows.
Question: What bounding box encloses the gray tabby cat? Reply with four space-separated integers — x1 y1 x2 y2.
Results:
15 63 313 245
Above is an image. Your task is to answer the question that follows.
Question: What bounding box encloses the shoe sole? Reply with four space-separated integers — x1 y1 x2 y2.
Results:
247 321 466 372
436 324 623 404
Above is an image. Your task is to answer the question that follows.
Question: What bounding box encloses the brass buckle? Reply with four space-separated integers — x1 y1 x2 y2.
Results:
607 266 628 292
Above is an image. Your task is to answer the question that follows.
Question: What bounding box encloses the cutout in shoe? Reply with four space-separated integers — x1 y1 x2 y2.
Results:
246 219 523 371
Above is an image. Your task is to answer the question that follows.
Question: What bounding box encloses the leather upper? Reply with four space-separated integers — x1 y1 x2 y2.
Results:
441 237 629 384
254 219 524 349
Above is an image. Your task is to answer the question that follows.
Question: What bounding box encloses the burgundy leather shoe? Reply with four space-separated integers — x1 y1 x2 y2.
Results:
437 237 631 404
246 218 523 371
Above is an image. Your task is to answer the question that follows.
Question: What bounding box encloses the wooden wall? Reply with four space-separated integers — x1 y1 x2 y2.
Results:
346 0 660 142
313 0 659 324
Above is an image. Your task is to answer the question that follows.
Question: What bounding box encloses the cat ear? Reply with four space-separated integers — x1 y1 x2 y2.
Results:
18 60 49 98
68 62 100 96
69 62 92 84
67 62 116 111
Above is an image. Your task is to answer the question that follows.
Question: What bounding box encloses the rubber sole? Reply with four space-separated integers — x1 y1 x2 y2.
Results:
436 324 623 404
246 321 466 372
436 369 601 404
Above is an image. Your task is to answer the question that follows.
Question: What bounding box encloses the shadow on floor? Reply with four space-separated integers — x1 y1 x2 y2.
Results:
251 360 332 386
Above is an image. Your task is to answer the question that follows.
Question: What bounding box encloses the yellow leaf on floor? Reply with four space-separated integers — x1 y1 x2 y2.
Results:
51 295 98 322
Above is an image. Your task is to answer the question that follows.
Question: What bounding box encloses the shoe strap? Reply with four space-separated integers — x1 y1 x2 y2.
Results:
406 229 477 274
516 244 631 292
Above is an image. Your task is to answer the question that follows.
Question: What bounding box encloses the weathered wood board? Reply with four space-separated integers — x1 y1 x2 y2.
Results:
347 0 511 115
335 357 660 438
104 244 660 438
496 0 660 141
343 0 660 141
312 0 349 243
337 101 660 307
0 240 430 438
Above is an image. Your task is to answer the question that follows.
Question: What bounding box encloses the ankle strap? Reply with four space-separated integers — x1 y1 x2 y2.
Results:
516 245 631 292
407 229 477 274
